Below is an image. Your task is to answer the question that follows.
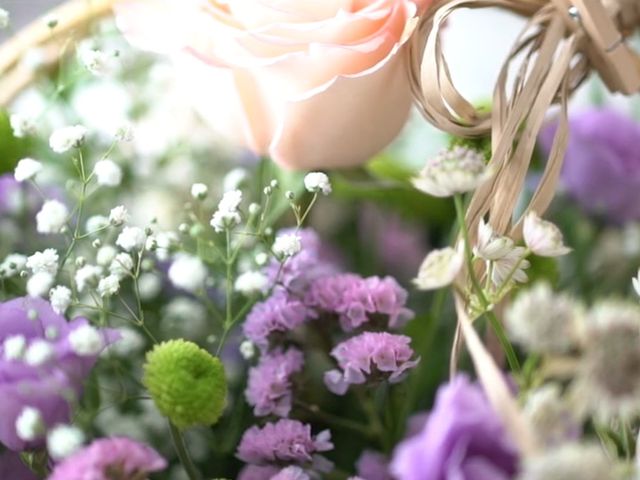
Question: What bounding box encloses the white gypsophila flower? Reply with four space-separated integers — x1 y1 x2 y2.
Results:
239 340 256 360
210 209 241 233
523 212 571 257
36 200 69 234
191 183 208 199
273 233 302 259
579 301 640 419
97 275 120 297
138 273 162 300
254 252 269 266
74 265 102 293
96 245 117 266
86 215 110 234
79 48 112 76
25 339 55 366
491 246 530 287
0 8 9 29
10 113 36 138
223 168 248 192
218 189 243 212
47 425 85 460
49 285 72 315
27 249 59 275
116 226 146 252
146 231 177 261
14 157 43 182
523 383 580 446
632 269 640 299
104 327 144 356
234 271 269 295
93 159 122 187
304 172 332 195
109 252 134 279
474 219 514 261
412 146 492 198
27 272 54 298
115 123 134 142
49 125 87 153
517 443 615 480
69 324 103 356
413 245 464 290
168 254 207 293
0 253 27 278
161 298 208 341
4 335 27 361
505 283 581 354
16 407 45 442
109 205 129 226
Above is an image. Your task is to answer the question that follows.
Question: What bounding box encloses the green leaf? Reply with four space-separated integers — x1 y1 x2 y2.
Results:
0 109 29 174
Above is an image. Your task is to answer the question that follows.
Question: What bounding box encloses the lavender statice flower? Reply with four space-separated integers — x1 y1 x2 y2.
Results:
356 450 393 480
238 465 280 480
243 290 315 351
48 437 167 480
306 274 414 332
539 108 640 223
0 297 118 451
246 348 304 417
0 450 38 479
324 332 419 395
390 375 519 480
271 466 311 480
264 228 341 294
237 419 333 468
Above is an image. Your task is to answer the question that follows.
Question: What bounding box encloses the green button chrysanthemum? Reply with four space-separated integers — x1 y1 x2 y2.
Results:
143 339 227 429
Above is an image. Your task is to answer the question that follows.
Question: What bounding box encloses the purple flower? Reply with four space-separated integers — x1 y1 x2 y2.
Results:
243 290 315 351
0 297 119 451
539 108 640 223
238 465 280 480
324 332 419 395
0 174 21 216
48 437 167 480
356 450 393 480
271 466 310 480
390 375 519 480
265 228 341 295
237 419 333 467
0 450 38 480
306 274 414 332
246 348 305 417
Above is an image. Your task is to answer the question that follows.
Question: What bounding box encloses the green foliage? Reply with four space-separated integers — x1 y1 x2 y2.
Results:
0 109 28 174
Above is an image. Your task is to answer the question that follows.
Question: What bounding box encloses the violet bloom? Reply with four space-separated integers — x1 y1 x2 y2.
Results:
271 466 311 480
0 297 118 451
0 174 22 216
306 274 414 332
324 332 419 395
237 419 333 468
539 108 640 223
265 228 341 294
238 465 280 480
48 437 167 480
356 450 393 480
243 290 315 351
246 347 304 417
0 450 38 480
390 375 519 480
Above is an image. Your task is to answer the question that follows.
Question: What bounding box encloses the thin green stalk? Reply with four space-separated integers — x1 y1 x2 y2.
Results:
169 422 201 480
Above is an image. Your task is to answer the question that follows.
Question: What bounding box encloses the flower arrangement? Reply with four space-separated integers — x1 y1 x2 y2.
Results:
0 1 639 480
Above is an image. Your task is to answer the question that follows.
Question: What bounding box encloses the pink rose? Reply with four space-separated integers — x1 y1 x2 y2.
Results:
114 0 429 169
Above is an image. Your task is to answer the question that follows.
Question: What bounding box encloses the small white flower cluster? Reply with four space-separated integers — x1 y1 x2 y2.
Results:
47 424 85 460
168 254 207 293
191 183 208 200
49 125 87 153
14 157 42 182
93 159 123 187
210 190 242 233
0 253 27 279
78 47 114 76
272 233 302 260
36 200 69 234
25 249 59 297
414 244 464 290
10 113 36 138
304 172 331 195
234 270 268 295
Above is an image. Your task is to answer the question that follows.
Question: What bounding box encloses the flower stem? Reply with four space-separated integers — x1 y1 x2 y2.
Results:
169 422 201 480
453 195 520 373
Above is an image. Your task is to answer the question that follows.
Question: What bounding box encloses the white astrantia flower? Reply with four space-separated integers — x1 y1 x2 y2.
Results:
16 406 45 442
115 123 134 142
223 168 248 192
36 200 69 234
47 425 85 460
474 219 514 261
93 159 122 187
27 249 59 275
69 324 103 356
523 383 581 446
49 125 87 153
304 172 332 195
10 113 36 138
27 272 54 298
0 253 27 278
191 183 208 199
109 205 129 226
49 286 72 315
412 146 492 198
4 335 27 361
234 271 269 295
632 269 640 299
273 233 302 259
239 340 256 360
25 339 55 366
74 265 102 292
413 245 464 290
523 212 571 257
168 254 207 293
116 226 146 252
14 158 42 182
78 48 112 76
0 8 9 29
96 245 117 266
86 215 110 234
98 275 120 297
109 252 134 279
491 246 530 287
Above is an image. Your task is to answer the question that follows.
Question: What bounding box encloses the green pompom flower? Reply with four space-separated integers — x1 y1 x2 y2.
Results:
143 339 227 429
